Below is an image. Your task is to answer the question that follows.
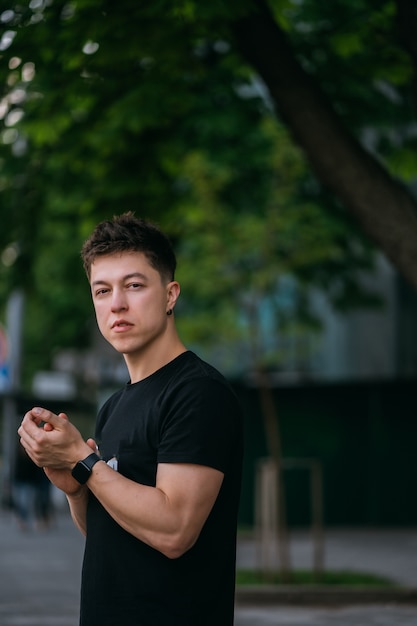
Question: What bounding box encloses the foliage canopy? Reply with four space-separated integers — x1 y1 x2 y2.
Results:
0 0 414 383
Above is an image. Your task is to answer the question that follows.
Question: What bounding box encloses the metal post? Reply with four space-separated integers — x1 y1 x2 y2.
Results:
311 460 324 578
1 290 24 505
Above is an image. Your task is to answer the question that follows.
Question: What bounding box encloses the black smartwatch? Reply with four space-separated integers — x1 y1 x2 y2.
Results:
71 452 102 484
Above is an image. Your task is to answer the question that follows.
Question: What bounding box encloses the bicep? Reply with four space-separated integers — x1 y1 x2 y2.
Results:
156 463 224 540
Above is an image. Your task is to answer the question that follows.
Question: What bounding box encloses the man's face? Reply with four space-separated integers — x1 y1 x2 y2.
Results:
90 251 175 358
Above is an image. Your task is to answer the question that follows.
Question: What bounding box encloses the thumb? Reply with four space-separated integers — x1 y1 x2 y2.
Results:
87 438 99 454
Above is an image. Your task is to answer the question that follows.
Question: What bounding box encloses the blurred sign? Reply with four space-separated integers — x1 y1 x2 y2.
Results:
0 324 9 391
0 366 9 391
32 371 76 400
0 324 7 364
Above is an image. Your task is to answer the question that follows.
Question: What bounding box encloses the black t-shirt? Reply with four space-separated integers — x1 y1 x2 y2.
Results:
80 351 243 626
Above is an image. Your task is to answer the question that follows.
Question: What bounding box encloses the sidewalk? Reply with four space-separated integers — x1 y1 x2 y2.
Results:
0 505 417 625
236 526 417 607
237 526 417 587
0 507 84 626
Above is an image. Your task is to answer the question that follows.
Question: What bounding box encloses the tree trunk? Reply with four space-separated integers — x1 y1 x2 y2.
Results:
245 298 292 579
256 370 291 581
231 1 417 290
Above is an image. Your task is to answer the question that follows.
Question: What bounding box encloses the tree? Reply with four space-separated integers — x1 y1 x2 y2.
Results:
1 0 409 577
231 0 417 290
0 0 379 381
1 0 415 381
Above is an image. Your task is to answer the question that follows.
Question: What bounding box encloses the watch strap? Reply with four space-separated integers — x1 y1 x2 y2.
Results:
71 452 101 484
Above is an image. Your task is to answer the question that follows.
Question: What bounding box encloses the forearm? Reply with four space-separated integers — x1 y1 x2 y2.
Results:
86 464 184 557
86 460 222 559
67 487 89 536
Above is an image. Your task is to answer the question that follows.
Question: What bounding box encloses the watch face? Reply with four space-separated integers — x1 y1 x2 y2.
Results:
71 460 91 484
71 453 100 484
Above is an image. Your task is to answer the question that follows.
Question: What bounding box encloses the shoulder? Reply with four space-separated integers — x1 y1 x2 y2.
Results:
165 352 238 401
157 357 243 471
160 353 243 430
168 351 231 387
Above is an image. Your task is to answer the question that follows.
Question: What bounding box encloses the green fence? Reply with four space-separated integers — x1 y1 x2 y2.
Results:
3 379 416 528
234 378 417 527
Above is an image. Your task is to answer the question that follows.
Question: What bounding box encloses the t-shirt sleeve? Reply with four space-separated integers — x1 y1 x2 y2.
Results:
157 377 241 474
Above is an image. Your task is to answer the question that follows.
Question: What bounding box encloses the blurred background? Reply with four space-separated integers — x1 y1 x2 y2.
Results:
1 0 417 543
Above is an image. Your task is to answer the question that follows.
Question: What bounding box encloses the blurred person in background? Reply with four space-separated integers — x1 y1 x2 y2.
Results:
12 442 52 531
34 467 53 529
12 442 39 531
18 212 243 626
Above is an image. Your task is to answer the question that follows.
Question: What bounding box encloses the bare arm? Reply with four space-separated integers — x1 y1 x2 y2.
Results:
18 407 223 556
66 488 90 535
85 460 223 558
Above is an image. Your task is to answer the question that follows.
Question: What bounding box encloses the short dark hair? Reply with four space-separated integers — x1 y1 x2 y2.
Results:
81 212 177 282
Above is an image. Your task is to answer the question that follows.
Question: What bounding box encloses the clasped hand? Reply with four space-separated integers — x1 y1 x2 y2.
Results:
18 406 97 496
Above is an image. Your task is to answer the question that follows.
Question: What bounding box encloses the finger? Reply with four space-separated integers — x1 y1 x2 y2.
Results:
18 409 41 434
18 410 41 438
43 412 69 431
29 407 64 430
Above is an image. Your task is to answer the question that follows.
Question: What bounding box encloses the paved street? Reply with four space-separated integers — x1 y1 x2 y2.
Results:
236 527 417 587
235 605 417 625
1 501 417 625
0 507 83 626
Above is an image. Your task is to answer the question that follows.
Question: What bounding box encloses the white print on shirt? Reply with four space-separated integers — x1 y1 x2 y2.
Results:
107 456 118 471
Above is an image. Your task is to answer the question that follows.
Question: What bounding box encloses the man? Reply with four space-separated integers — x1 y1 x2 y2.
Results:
18 212 243 626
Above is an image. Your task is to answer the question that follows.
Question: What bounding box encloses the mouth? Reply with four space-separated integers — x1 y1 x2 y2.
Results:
111 319 133 331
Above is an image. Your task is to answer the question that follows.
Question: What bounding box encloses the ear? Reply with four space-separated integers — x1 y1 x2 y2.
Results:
166 281 180 312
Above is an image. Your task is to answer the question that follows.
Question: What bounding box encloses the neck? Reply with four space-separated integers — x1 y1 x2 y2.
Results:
124 335 187 383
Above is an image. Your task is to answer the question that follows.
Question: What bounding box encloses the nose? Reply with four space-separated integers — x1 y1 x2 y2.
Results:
111 289 128 312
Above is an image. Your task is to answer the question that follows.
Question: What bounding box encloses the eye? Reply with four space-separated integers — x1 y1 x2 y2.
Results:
127 282 144 289
95 288 110 297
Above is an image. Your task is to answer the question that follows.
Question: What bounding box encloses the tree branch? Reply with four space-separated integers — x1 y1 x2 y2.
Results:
231 0 417 290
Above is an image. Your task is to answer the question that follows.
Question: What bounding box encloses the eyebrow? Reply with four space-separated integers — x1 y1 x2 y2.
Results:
91 272 149 287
